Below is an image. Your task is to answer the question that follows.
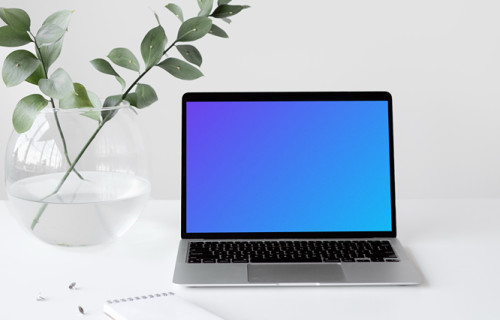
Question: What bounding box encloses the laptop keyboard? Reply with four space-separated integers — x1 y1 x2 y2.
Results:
187 240 399 263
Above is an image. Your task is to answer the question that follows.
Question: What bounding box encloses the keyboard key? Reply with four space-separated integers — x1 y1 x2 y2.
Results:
232 259 249 263
202 259 215 263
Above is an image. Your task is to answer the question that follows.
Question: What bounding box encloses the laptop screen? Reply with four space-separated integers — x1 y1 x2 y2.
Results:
182 92 396 238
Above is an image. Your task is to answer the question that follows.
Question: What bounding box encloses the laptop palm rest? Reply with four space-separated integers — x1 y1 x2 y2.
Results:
248 263 346 283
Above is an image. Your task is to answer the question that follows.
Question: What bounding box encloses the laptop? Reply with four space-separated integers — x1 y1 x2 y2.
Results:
173 91 422 286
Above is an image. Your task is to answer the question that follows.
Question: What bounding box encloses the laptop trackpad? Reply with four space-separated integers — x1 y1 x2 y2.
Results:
248 263 346 283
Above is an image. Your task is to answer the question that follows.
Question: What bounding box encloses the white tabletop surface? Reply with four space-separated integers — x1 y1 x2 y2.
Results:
0 198 499 320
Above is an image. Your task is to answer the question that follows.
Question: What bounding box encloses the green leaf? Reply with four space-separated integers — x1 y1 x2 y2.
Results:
218 0 232 5
42 10 73 30
81 110 101 121
198 0 214 17
34 12 70 68
211 4 249 18
209 24 228 38
154 11 161 26
0 26 31 47
38 68 74 99
25 64 44 85
103 95 123 108
87 91 101 109
90 58 126 91
222 18 232 24
157 57 203 80
0 8 30 32
101 95 123 123
165 3 184 22
116 77 126 91
135 84 158 108
82 91 102 121
2 50 41 87
140 25 167 69
36 23 65 46
107 48 140 72
124 92 137 107
12 94 48 133
0 8 6 23
59 83 94 109
177 17 212 42
38 37 63 69
176 45 202 67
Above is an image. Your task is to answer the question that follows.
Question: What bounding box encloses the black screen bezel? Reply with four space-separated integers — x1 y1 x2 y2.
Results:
181 91 396 239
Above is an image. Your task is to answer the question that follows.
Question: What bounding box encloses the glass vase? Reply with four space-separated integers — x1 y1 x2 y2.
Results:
4 102 150 246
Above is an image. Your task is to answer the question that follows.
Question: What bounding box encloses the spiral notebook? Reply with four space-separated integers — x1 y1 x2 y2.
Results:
103 292 223 320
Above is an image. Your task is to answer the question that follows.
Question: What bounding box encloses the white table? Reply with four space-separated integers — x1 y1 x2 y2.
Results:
0 199 499 320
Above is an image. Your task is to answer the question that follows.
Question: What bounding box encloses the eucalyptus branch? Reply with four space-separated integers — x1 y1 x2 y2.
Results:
0 4 249 232
29 31 84 180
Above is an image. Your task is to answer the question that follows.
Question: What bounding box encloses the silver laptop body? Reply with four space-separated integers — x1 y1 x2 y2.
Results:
173 92 422 286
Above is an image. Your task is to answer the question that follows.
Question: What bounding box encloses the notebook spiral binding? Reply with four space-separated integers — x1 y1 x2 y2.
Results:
106 292 176 304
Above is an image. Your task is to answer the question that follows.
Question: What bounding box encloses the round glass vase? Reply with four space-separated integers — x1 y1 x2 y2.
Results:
4 101 150 246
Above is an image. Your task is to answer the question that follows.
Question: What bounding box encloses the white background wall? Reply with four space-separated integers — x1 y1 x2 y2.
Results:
1 0 499 200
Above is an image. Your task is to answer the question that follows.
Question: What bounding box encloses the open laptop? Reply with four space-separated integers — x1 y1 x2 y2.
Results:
173 91 422 286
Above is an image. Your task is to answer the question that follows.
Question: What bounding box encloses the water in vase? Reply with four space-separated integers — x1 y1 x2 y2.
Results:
7 171 151 246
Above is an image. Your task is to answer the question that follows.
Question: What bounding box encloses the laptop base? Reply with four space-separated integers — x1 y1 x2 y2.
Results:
173 239 422 286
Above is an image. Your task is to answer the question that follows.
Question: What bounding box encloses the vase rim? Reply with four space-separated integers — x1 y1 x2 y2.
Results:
39 100 131 114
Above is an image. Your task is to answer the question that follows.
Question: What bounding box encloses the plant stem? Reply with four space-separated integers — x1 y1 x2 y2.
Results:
30 203 48 230
122 67 151 99
29 32 84 180
31 40 178 230
31 112 110 230
51 99 84 180
164 41 177 56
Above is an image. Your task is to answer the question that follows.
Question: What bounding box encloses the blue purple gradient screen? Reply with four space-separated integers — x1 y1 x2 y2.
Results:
185 100 392 233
